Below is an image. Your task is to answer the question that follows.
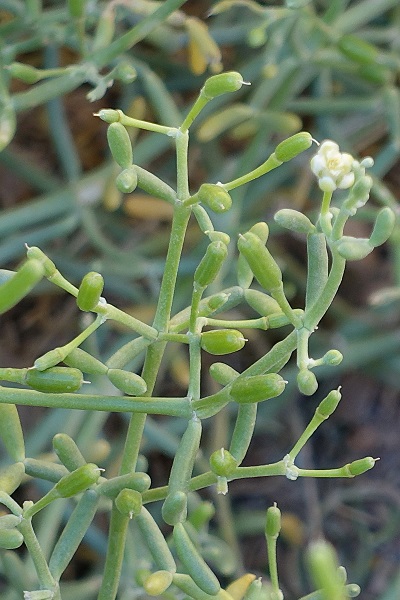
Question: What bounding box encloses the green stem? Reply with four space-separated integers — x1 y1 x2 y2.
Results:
222 154 282 191
17 518 59 595
204 316 268 330
97 303 158 340
0 387 192 417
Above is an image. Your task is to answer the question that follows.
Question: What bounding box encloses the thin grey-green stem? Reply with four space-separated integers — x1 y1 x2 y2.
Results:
266 533 280 596
99 128 191 598
18 518 59 597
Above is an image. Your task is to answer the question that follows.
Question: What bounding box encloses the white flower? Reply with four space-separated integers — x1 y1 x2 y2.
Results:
311 140 355 192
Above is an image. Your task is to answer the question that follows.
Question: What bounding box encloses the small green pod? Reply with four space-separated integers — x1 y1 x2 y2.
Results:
336 237 373 261
0 528 24 550
162 491 188 526
201 329 246 355
338 34 378 65
347 457 376 477
107 122 133 169
0 404 25 461
136 507 177 572
23 458 68 483
116 166 138 194
0 515 22 529
0 462 25 495
114 62 137 84
25 367 83 393
173 522 221 596
0 259 44 314
237 232 282 292
209 362 239 386
143 570 174 596
274 132 313 163
209 449 238 477
52 433 86 472
107 368 147 396
115 488 142 517
321 350 343 366
202 71 244 99
55 463 101 498
244 289 281 316
97 472 151 498
297 369 318 396
243 578 263 600
7 62 41 84
77 271 104 311
229 374 286 404
64 347 108 375
369 207 396 247
237 222 269 289
194 241 228 289
317 389 341 419
197 183 232 214
265 503 281 539
274 209 315 235
96 108 119 123
26 246 57 278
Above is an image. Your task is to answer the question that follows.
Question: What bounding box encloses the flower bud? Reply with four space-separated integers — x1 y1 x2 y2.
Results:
114 62 137 84
237 232 282 292
95 109 120 123
194 241 228 289
143 570 173 596
209 448 238 477
274 132 313 162
347 457 377 476
336 237 373 261
25 367 83 393
265 503 281 539
321 349 343 366
201 329 246 355
55 463 101 497
0 259 44 315
115 488 142 517
274 209 315 235
25 246 57 278
209 362 239 385
7 62 41 84
77 271 104 311
116 166 138 194
338 34 378 65
229 374 286 404
297 369 318 396
107 368 147 396
0 528 24 550
189 501 215 530
369 207 395 247
107 122 133 169
201 71 246 99
197 183 232 213
317 389 341 418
